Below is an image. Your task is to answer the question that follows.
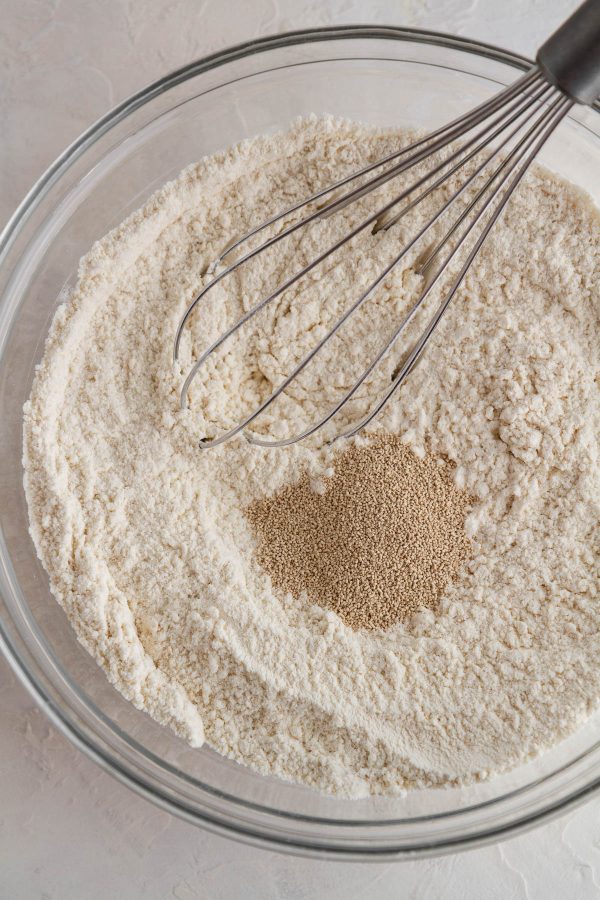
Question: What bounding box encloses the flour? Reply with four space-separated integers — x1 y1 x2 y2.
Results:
23 117 600 797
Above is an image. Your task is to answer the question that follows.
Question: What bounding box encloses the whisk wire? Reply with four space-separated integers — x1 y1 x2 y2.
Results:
179 77 552 412
173 70 545 362
373 79 553 234
335 96 574 442
246 92 572 448
214 68 543 262
171 18 593 450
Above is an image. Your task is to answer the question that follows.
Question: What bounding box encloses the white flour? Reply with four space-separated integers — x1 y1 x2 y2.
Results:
23 117 600 797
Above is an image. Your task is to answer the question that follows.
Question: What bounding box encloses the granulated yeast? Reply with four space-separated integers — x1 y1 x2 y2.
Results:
247 436 472 630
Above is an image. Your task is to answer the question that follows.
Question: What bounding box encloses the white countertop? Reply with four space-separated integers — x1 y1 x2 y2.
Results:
2 0 600 896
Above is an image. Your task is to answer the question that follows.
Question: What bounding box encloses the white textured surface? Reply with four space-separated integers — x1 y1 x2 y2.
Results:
2 0 600 896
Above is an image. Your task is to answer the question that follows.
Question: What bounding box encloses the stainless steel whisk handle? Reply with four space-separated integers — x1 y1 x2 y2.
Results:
537 0 600 105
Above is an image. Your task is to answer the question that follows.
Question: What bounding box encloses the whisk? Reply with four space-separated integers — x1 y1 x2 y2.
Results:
174 0 600 450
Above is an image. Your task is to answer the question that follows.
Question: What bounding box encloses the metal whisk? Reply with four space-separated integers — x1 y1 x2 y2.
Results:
174 0 600 450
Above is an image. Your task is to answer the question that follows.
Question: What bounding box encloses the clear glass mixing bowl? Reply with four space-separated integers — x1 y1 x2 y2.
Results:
1 28 599 860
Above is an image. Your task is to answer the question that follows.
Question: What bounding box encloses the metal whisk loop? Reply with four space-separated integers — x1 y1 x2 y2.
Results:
180 76 549 419
173 0 600 449
182 77 559 448
178 86 537 414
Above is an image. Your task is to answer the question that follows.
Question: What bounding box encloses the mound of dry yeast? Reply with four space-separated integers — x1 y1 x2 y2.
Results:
247 436 472 630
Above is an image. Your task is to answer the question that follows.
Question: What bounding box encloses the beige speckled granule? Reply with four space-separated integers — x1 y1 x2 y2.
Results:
247 434 473 630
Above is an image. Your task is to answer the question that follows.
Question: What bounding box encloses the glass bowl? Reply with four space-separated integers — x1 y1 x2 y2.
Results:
1 27 599 861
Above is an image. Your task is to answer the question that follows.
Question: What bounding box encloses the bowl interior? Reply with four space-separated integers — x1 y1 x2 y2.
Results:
1 30 599 857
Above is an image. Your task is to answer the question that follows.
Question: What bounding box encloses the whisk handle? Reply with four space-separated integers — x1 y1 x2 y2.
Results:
537 0 600 105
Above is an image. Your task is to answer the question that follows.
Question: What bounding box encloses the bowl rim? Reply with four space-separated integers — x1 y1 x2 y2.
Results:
1 24 600 860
